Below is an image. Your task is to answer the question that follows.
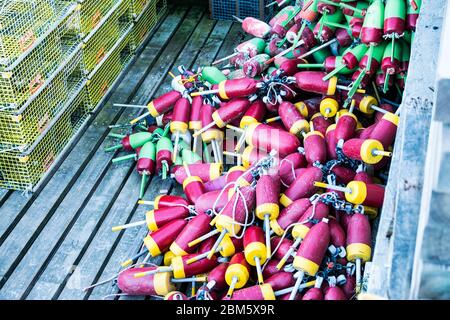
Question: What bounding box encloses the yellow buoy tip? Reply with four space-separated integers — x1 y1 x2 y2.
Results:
121 259 133 267
134 272 146 278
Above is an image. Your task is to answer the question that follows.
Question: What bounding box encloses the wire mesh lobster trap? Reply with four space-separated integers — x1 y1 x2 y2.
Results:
209 0 275 22
0 47 85 147
78 0 116 37
82 0 133 75
131 0 150 17
0 0 56 65
0 83 90 190
132 0 158 46
86 29 134 110
0 4 82 111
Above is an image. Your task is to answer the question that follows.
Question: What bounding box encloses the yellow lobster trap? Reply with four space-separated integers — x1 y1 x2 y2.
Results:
0 48 85 147
132 0 159 46
86 29 135 110
0 4 82 111
0 0 70 65
131 0 151 18
82 0 133 75
78 0 116 37
0 84 90 191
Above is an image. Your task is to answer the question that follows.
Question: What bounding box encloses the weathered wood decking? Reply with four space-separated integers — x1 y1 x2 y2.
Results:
0 5 244 300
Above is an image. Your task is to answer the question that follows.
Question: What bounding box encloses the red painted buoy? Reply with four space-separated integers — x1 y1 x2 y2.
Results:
280 166 323 207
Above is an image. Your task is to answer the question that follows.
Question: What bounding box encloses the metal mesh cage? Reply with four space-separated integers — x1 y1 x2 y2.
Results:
86 30 134 109
0 4 82 111
0 84 90 190
82 0 133 74
0 48 85 147
238 0 275 22
79 0 116 37
132 0 158 46
210 0 275 22
131 0 150 17
0 0 58 65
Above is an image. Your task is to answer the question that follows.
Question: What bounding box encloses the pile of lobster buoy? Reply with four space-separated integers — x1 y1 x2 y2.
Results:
93 0 420 300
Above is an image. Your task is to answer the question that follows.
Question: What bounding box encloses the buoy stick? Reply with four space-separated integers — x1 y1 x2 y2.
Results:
112 154 137 163
314 181 352 193
192 122 216 138
104 144 123 152
223 151 241 158
348 99 356 114
298 39 337 59
264 215 271 258
255 256 264 284
356 258 362 293
234 132 247 152
372 150 392 157
203 141 211 163
371 105 389 114
206 229 227 259
297 63 324 68
162 161 168 180
336 85 366 94
276 237 302 270
134 266 172 278
171 276 207 283
108 133 126 139
322 21 352 30
372 81 381 103
113 103 147 109
112 220 146 232
265 39 305 65
226 124 245 133
140 174 148 199
193 131 199 153
383 72 391 94
274 280 316 296
130 112 150 125
121 250 147 267
172 131 180 163
137 200 155 206
227 276 239 297
211 141 220 164
212 52 240 66
323 64 347 81
289 270 305 300
188 229 220 247
232 15 244 23
266 116 281 123
213 140 222 164
191 89 220 97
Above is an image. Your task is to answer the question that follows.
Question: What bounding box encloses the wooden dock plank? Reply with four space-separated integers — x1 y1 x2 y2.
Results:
0 6 187 298
0 189 11 207
21 6 206 300
56 13 218 301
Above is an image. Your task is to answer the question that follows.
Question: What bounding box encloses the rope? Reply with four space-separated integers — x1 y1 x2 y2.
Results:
279 157 297 188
